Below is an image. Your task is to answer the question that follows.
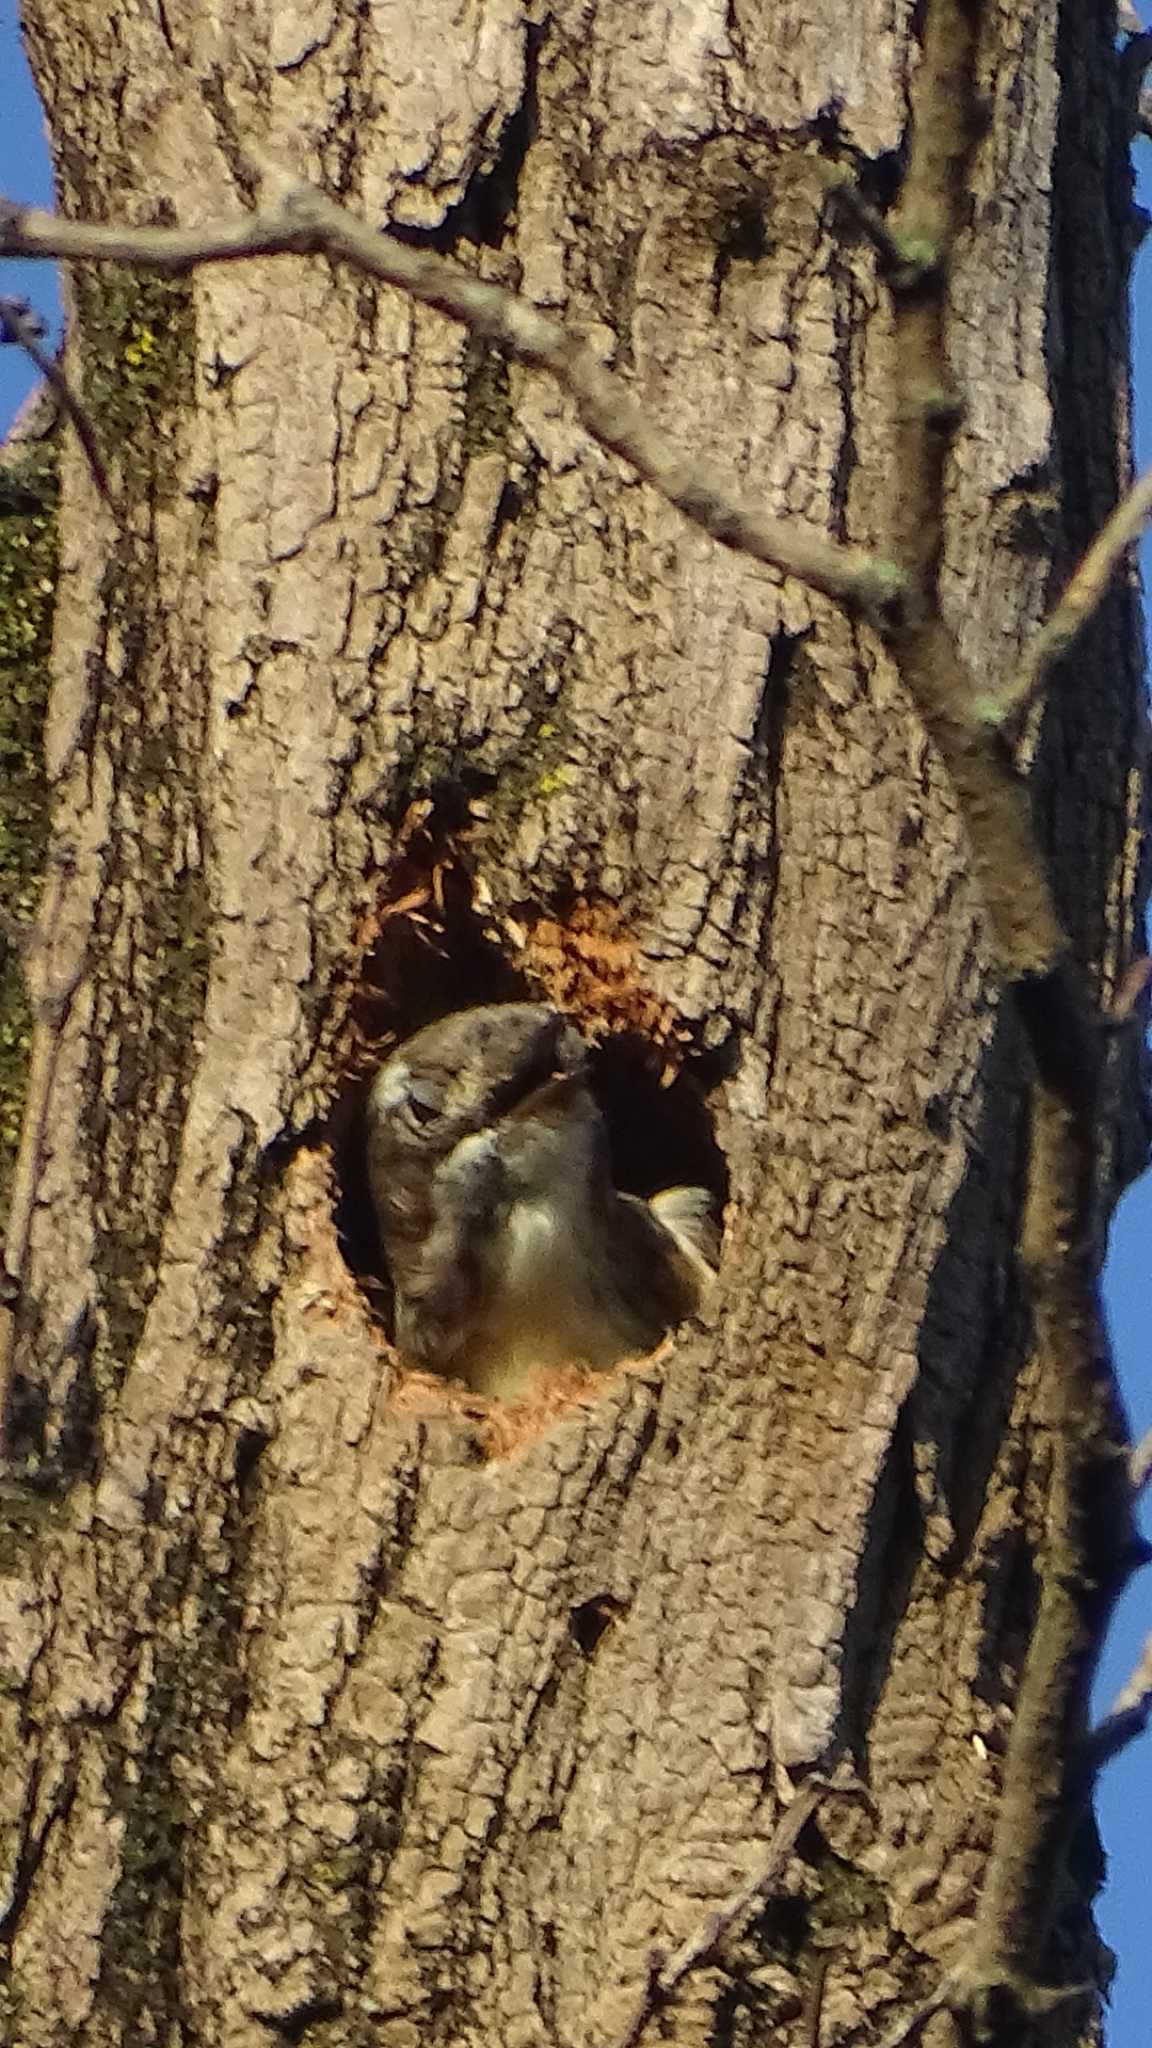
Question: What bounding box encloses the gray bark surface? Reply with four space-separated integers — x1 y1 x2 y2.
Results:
0 1 1145 2044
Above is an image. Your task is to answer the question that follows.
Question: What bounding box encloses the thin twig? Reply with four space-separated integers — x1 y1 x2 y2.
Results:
611 1775 845 2048
0 294 114 506
0 188 905 619
861 0 1141 2032
1080 1628 1152 1776
874 1962 1085 2048
990 464 1152 729
2 184 1062 992
873 1985 951 2048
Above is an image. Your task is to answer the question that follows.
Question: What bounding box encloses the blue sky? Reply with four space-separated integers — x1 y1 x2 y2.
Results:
1 4 1150 2039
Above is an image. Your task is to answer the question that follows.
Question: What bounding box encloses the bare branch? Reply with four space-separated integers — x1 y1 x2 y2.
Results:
854 0 1139 2033
873 1986 952 2048
610 1775 861 2048
1081 1629 1152 1777
0 293 114 507
0 189 905 619
989 463 1152 730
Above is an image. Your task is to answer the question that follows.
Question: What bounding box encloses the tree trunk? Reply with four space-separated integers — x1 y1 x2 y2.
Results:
1 2 1146 2045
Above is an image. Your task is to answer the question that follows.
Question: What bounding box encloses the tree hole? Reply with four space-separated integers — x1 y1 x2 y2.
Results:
330 795 729 1370
568 1594 626 1657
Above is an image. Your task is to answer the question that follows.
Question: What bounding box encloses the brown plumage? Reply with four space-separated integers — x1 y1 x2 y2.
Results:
364 1003 718 1400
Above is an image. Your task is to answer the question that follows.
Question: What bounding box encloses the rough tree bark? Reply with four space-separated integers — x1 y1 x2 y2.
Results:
0 2 1147 2046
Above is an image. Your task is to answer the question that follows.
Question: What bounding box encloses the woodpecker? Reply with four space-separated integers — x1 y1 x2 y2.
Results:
364 1003 717 1399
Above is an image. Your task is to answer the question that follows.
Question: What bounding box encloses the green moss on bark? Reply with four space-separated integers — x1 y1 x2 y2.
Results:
0 440 58 1211
71 271 195 501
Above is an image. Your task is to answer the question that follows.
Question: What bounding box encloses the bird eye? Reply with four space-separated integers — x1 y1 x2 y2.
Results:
405 1088 441 1128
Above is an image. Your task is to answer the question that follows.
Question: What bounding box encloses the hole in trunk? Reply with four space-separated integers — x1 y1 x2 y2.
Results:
329 794 728 1382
